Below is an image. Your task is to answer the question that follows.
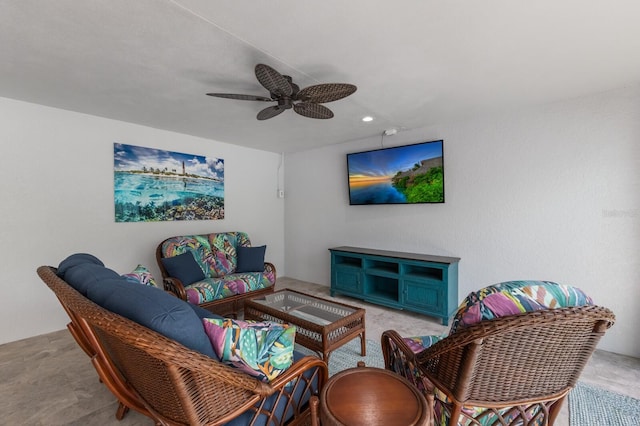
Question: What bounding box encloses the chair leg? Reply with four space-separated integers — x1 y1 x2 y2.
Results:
115 402 129 420
426 393 435 426
547 395 567 425
450 403 463 426
310 395 320 426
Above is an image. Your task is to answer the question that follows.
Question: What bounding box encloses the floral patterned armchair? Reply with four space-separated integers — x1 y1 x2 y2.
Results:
381 281 615 426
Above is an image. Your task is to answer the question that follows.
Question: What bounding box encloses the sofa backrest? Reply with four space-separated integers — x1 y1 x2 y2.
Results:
159 232 252 278
57 253 217 358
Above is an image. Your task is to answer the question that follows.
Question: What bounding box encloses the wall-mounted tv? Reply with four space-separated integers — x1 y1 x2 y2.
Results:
347 139 444 205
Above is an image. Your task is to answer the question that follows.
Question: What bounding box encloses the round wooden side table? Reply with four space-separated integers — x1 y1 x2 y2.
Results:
316 363 430 426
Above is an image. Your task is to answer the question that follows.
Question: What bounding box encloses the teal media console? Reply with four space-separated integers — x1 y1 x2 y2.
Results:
329 246 460 325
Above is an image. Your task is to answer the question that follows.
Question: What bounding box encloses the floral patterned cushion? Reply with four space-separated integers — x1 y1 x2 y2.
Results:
449 280 593 334
184 272 274 305
162 235 215 277
402 335 445 353
208 232 251 276
122 264 159 287
432 396 546 426
202 318 295 382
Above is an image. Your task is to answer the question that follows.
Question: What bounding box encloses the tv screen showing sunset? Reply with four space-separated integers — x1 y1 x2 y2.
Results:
347 140 444 205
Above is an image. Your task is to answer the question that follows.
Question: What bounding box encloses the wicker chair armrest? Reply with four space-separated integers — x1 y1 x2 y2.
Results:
382 330 442 366
163 277 187 300
202 355 328 398
268 355 328 389
194 354 327 398
118 324 278 395
88 313 324 398
381 330 414 365
264 261 277 278
381 330 436 398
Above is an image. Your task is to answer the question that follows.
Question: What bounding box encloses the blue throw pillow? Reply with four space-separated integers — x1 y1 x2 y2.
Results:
57 253 105 278
236 245 266 273
86 277 217 359
161 252 205 285
63 263 121 296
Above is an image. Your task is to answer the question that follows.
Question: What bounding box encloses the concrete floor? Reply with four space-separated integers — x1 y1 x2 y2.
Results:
1 277 638 425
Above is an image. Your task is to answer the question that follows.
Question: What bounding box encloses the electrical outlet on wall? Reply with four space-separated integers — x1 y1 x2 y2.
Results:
278 189 285 198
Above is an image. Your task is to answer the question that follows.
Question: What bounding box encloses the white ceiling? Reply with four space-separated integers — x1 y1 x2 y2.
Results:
3 1 640 153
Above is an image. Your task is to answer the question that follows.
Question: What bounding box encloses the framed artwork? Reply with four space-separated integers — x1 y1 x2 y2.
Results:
114 143 224 222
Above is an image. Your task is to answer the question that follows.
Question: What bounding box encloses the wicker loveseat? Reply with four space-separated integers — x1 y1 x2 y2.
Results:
37 254 327 426
157 231 276 316
381 280 615 426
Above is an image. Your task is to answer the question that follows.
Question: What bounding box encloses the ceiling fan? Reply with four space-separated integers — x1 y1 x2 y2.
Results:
207 64 357 120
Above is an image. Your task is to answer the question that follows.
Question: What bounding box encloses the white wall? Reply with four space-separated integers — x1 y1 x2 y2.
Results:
0 97 284 345
284 85 640 358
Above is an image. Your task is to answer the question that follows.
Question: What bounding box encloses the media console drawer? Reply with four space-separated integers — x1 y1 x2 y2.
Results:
329 246 459 325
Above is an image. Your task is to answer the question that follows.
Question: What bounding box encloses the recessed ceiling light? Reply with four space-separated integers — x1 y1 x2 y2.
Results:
362 116 374 122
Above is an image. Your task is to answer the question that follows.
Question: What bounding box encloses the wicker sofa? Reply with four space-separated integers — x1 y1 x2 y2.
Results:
157 231 276 316
38 254 327 425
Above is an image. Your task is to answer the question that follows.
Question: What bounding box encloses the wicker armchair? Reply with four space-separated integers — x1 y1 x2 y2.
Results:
381 282 615 426
38 266 328 426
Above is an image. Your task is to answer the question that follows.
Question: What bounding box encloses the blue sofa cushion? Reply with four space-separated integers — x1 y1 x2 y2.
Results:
86 277 217 359
162 252 205 285
57 253 104 277
188 302 225 321
236 245 266 273
63 263 121 296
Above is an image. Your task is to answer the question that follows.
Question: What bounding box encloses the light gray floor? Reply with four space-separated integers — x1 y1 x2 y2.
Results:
1 277 638 425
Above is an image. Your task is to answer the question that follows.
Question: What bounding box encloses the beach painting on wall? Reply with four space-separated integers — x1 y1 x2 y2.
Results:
114 143 224 222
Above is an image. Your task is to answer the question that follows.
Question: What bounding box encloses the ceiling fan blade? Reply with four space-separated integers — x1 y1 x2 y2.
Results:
257 105 286 120
293 102 334 119
296 83 357 103
255 64 292 97
206 93 273 102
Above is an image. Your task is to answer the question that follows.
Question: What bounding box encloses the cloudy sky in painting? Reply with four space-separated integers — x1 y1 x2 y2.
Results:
114 143 224 181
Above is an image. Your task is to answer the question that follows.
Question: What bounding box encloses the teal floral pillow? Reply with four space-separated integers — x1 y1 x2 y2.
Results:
122 264 158 287
202 318 295 382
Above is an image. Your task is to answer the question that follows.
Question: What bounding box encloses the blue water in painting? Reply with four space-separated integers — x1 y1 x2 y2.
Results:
114 172 224 221
114 173 223 205
349 182 406 205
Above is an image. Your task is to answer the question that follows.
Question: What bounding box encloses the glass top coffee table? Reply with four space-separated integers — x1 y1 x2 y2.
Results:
244 289 366 362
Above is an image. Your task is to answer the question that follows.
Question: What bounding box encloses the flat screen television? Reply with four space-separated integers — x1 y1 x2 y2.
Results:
347 139 444 205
